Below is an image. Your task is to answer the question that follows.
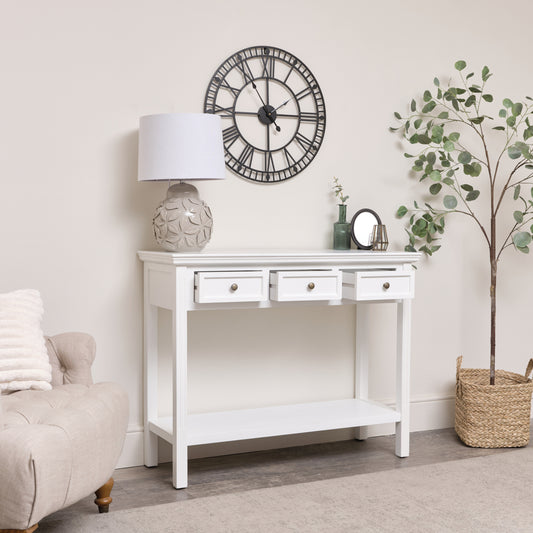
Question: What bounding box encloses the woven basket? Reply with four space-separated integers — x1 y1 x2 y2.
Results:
455 356 533 448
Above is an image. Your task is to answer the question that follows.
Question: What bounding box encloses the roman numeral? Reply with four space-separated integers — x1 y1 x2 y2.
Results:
261 56 275 78
222 125 240 148
283 147 297 167
265 151 275 173
295 86 314 101
213 104 235 118
283 59 299 84
235 58 254 83
219 78 240 96
295 132 313 150
238 144 254 167
300 112 319 123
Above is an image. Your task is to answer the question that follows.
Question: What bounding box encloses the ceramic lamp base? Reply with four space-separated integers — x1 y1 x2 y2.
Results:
152 182 213 252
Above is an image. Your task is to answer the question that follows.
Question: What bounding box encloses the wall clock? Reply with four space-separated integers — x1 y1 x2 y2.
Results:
204 45 326 183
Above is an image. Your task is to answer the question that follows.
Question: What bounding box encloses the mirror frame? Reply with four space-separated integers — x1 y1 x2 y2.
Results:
350 208 382 250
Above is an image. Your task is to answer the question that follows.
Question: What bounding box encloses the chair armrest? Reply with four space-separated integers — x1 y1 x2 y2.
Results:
45 332 96 386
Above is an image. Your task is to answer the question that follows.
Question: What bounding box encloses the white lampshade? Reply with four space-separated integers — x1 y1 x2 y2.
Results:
138 113 226 182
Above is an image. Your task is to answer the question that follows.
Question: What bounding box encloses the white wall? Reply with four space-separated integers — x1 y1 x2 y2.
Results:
2 0 533 466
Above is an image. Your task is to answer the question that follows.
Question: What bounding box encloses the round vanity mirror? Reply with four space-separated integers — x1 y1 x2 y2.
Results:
350 208 382 250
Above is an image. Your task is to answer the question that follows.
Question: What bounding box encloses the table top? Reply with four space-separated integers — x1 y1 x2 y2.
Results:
138 249 421 267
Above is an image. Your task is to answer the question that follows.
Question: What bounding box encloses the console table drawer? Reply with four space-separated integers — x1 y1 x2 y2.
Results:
195 271 268 303
270 270 342 302
343 270 414 301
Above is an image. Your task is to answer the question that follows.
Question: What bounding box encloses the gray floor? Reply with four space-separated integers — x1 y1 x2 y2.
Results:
40 427 518 527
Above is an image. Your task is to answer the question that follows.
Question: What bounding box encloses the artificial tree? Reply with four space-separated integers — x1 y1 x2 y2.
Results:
392 60 533 385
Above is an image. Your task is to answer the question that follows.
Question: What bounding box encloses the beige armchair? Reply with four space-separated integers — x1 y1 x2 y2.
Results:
0 333 128 533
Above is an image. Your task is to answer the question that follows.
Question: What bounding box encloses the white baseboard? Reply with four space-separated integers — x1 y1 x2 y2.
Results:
117 424 144 468
117 394 457 468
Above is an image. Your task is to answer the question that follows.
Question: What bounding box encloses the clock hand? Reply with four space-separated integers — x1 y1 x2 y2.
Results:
251 81 281 132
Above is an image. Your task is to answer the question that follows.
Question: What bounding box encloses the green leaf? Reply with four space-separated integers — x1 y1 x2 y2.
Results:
465 95 476 107
423 90 432 102
443 177 455 186
463 163 474 175
438 111 449 119
443 195 458 209
458 151 472 164
493 126 506 131
431 125 444 143
503 98 513 108
512 102 524 116
429 170 442 181
514 211 524 223
443 140 455 152
422 101 437 113
452 99 460 111
470 116 485 124
514 185 521 200
417 134 431 144
508 145 522 159
405 245 417 253
513 232 532 248
448 132 460 142
429 183 442 195
454 60 467 71
461 184 474 192
466 190 480 201
518 245 530 254
471 162 482 177
466 72 474 80
426 152 436 165
507 115 516 127
482 66 490 80
410 99 416 112
482 94 493 102
397 205 408 218
499 109 507 118
434 77 440 87
469 86 482 93
414 118 422 129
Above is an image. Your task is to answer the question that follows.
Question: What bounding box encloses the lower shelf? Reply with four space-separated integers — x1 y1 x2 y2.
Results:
149 398 401 446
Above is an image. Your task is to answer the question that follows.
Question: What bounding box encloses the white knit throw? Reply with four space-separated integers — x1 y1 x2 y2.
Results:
0 289 52 393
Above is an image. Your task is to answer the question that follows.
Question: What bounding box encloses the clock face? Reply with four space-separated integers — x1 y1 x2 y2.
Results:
204 46 326 183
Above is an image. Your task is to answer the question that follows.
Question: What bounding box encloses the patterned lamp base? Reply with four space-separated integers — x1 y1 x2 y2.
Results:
153 183 213 252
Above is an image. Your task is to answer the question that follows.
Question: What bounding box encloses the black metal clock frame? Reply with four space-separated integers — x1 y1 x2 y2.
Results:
204 45 326 183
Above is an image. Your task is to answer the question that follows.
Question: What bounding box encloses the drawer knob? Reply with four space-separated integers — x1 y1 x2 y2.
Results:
307 282 315 290
383 282 391 290
230 283 239 291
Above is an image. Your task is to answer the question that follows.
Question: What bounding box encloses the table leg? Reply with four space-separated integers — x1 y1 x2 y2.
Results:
354 303 369 441
143 279 158 467
395 299 411 457
173 268 188 489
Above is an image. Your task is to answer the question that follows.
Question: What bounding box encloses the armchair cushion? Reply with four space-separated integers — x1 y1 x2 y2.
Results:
46 332 95 386
0 289 52 394
0 382 128 529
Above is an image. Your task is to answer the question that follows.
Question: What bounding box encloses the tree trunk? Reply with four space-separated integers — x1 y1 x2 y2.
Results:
490 208 497 385
490 258 497 385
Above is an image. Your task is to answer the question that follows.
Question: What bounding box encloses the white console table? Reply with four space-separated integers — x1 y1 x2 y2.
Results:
138 250 420 489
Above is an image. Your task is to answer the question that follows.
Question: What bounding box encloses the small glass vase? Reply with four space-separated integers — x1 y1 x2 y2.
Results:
333 204 351 250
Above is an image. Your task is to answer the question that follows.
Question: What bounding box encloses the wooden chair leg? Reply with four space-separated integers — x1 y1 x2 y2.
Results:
0 525 38 533
94 477 114 513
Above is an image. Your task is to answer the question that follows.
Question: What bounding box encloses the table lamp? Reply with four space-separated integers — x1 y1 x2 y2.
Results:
138 113 226 252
